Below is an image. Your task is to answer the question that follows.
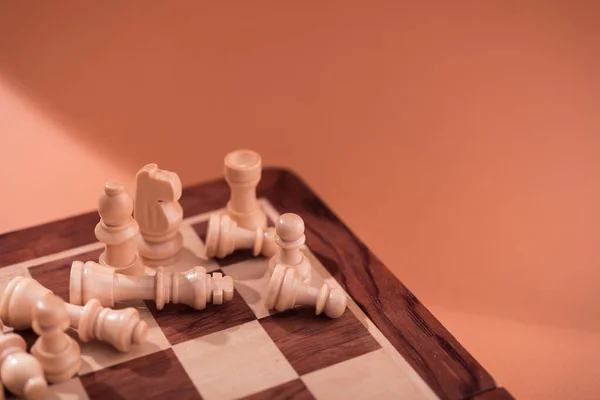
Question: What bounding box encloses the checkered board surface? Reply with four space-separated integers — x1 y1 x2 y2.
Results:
1 200 438 400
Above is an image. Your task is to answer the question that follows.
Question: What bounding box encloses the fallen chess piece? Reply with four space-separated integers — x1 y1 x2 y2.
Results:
205 213 278 259
70 261 234 310
224 149 268 230
134 163 184 267
265 264 347 318
0 333 47 400
31 294 81 383
0 276 148 352
267 213 311 282
95 179 144 276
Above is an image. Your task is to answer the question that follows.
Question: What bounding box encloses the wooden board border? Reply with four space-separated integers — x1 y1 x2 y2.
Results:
0 168 513 400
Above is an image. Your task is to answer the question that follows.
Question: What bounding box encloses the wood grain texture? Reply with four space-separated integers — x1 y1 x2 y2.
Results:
260 308 380 375
79 348 201 400
241 379 315 400
0 168 508 400
470 388 515 400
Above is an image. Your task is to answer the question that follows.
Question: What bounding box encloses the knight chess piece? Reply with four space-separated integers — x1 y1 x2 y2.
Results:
134 163 184 267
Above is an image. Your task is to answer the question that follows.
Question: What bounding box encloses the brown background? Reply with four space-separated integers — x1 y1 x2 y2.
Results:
1 1 599 398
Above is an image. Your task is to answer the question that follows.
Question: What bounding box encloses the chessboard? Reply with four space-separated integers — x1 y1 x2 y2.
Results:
0 168 513 400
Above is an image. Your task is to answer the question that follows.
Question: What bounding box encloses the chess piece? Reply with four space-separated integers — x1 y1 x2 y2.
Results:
205 213 277 259
95 180 144 276
0 333 47 399
31 295 80 383
134 163 184 267
265 264 347 318
70 261 234 310
224 149 267 231
267 213 311 282
0 276 148 352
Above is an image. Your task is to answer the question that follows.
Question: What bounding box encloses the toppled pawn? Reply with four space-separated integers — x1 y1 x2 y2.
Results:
95 180 143 276
70 261 234 310
0 333 47 399
67 299 147 353
267 213 311 282
205 213 277 259
265 264 347 318
31 295 80 383
0 276 148 353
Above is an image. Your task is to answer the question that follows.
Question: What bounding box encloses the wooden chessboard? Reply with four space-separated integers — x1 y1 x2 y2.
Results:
0 168 513 400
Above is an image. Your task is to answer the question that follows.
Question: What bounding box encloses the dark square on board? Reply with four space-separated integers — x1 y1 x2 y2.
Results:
148 269 257 345
79 348 201 400
259 308 381 375
240 379 315 400
28 249 103 302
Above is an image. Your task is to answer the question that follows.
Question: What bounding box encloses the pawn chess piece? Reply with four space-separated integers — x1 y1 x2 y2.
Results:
267 213 311 282
0 276 148 352
30 295 80 383
70 261 234 310
0 333 47 399
95 180 144 276
224 149 267 231
205 213 277 259
134 163 184 267
265 264 347 318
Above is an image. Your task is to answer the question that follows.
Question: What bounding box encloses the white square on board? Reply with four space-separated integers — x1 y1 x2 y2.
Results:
302 348 431 400
173 320 298 400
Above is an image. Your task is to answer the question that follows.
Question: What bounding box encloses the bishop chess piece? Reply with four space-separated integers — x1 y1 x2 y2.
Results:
267 213 311 282
265 264 347 318
0 276 148 352
134 163 184 267
70 261 234 310
30 295 80 383
224 149 267 230
0 333 47 399
95 180 143 275
205 213 277 259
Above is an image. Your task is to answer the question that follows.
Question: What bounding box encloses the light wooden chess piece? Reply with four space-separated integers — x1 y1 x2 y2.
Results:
0 333 47 400
134 163 184 267
96 180 144 276
0 276 148 352
205 213 278 259
70 261 234 310
267 213 311 282
265 264 347 318
31 294 80 383
224 149 267 231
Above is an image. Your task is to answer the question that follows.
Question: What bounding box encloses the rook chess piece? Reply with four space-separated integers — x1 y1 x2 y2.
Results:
205 213 277 259
224 149 267 230
70 261 234 310
0 276 148 352
0 333 47 400
95 180 143 275
31 295 80 383
265 264 347 318
267 213 311 282
134 163 184 267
